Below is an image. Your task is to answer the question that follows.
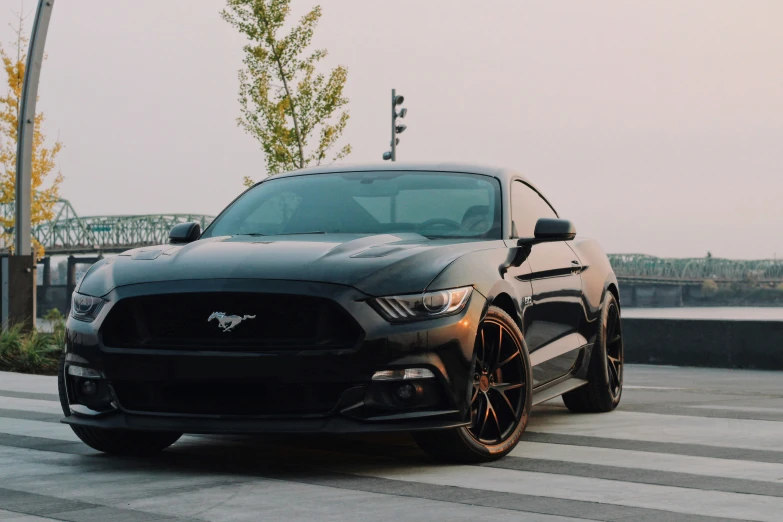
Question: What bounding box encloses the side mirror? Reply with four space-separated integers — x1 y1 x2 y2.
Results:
518 218 576 245
169 222 201 244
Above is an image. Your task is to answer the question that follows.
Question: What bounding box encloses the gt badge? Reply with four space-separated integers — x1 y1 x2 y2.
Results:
208 312 256 332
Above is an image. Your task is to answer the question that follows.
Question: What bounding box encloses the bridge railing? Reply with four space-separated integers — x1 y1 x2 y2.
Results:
2 198 214 256
608 254 783 283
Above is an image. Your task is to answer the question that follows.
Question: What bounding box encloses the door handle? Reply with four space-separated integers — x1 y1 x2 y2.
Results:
571 260 580 265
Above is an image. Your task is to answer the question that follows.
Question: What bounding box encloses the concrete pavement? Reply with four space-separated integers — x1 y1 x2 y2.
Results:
0 365 781 521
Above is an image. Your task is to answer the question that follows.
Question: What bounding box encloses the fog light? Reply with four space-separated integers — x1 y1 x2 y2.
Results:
80 380 97 396
396 383 415 400
372 368 435 381
394 382 423 403
67 365 102 379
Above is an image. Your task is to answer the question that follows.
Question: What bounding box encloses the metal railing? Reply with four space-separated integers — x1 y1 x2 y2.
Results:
2 199 213 255
608 254 783 284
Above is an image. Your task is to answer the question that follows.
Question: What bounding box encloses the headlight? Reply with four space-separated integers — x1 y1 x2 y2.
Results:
371 286 473 322
71 293 106 322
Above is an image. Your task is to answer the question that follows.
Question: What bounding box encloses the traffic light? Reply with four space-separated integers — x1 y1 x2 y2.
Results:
383 89 407 161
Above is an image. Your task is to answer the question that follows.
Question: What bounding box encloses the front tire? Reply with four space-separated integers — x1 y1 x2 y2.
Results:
58 354 182 455
414 306 532 463
563 292 623 413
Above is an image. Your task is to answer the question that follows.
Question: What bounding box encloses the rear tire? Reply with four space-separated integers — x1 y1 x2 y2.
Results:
414 306 532 463
58 354 182 455
563 292 623 413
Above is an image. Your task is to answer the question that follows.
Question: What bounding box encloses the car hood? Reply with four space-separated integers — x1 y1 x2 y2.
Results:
77 233 502 297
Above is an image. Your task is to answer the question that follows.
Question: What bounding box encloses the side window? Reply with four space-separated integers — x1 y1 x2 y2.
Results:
511 182 557 237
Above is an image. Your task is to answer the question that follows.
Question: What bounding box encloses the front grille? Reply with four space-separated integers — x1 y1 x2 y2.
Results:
112 380 350 416
101 292 363 351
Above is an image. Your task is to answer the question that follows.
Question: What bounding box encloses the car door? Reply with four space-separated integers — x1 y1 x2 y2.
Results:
511 181 584 386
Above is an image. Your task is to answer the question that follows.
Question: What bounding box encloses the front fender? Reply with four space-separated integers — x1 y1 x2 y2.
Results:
426 246 514 296
427 245 530 327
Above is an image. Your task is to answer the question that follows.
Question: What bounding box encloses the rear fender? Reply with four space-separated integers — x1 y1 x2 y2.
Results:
569 237 618 319
568 237 619 375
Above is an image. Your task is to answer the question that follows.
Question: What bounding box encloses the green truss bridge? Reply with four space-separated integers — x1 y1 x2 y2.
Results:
608 254 783 307
3 199 214 256
608 253 783 285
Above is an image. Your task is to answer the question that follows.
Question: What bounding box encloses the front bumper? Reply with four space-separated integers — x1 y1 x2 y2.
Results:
62 279 485 434
62 409 469 434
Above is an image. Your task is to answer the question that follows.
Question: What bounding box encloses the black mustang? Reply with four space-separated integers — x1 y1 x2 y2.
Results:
59 163 623 462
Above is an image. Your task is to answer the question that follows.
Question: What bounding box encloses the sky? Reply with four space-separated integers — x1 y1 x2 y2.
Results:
1 0 781 259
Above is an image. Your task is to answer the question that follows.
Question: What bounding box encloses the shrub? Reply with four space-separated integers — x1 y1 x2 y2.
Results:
0 322 61 375
15 331 59 374
0 323 23 356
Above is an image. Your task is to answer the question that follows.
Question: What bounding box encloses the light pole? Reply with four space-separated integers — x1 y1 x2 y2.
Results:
15 0 54 256
3 0 55 330
382 89 407 161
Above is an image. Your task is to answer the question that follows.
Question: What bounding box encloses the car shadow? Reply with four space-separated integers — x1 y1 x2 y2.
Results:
81 432 431 481
81 404 577 477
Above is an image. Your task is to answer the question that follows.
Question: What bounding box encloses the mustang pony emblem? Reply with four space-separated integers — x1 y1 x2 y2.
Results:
207 312 256 332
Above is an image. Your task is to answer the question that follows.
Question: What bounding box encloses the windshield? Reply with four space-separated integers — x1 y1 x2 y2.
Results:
202 171 502 240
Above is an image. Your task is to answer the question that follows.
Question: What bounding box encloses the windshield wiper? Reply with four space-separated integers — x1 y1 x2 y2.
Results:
270 231 326 236
238 231 327 237
423 234 479 240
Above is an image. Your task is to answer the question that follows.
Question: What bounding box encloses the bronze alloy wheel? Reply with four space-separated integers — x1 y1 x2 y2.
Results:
562 292 624 413
605 300 623 400
413 306 532 463
468 317 527 445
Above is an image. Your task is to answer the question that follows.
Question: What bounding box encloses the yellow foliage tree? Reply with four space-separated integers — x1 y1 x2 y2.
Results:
0 16 63 259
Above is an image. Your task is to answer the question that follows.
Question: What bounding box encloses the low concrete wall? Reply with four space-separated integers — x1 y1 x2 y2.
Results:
619 284 684 307
623 318 783 370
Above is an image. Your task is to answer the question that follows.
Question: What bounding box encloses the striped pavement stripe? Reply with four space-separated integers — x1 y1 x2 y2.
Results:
509 441 783 482
684 404 783 414
0 396 63 415
526 409 783 451
342 463 783 521
0 370 781 522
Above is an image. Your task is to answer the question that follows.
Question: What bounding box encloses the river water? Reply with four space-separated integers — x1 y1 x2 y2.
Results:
622 307 783 321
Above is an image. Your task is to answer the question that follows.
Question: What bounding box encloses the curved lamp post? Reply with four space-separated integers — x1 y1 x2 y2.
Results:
15 0 55 255
3 0 55 330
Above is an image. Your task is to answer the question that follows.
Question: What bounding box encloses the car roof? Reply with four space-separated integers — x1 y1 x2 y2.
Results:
266 162 528 183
